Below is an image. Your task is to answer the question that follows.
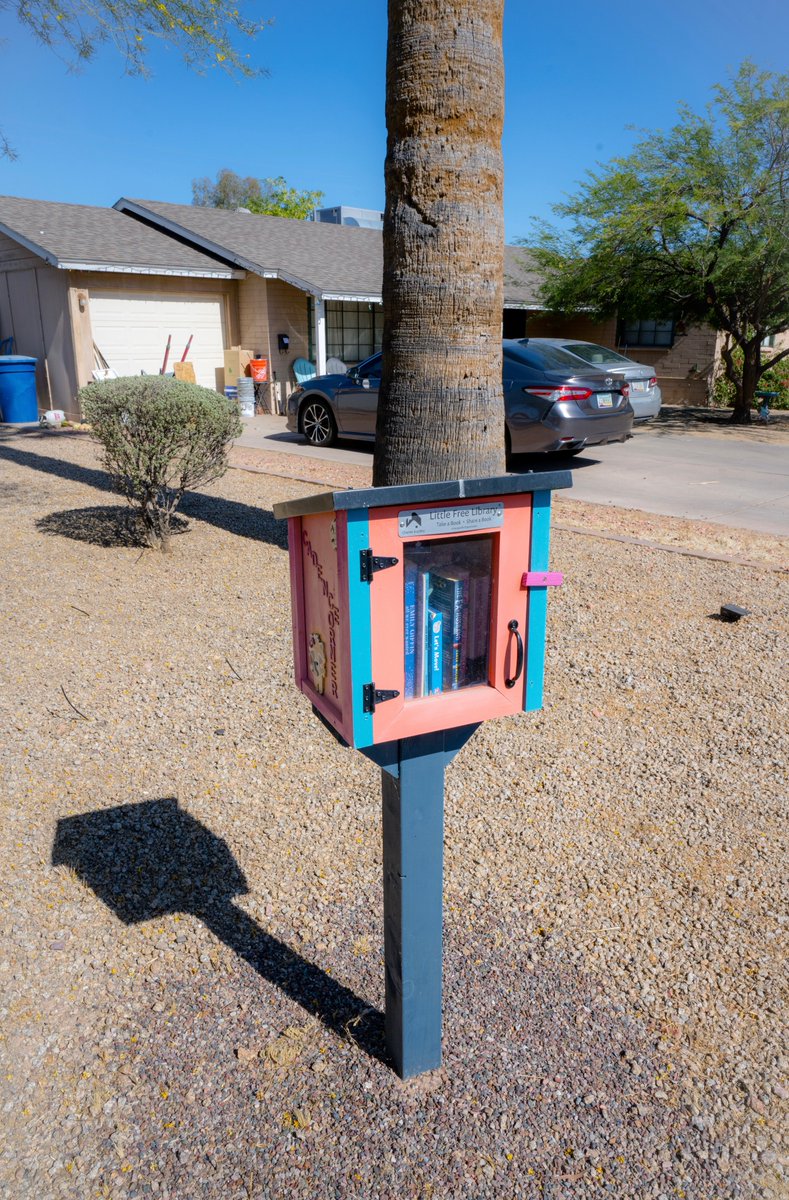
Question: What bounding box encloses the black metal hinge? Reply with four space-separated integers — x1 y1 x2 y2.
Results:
360 548 399 583
363 683 400 713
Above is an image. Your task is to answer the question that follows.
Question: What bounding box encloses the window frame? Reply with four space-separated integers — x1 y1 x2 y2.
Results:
617 318 676 349
325 301 384 365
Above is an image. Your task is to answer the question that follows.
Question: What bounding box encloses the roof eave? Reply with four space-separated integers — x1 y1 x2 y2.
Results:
321 292 382 304
59 261 244 279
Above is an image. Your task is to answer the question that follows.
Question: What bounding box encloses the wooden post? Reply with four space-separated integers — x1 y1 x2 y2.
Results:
379 726 477 1077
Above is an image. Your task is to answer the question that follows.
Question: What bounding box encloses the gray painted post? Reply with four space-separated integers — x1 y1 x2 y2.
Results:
379 726 478 1078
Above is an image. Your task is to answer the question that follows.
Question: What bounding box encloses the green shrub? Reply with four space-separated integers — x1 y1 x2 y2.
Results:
79 376 243 550
712 349 789 409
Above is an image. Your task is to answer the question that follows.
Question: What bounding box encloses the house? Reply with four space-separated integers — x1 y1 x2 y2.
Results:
0 193 717 419
0 195 243 414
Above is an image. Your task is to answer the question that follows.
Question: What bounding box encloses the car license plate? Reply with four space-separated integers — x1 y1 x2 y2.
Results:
631 380 648 392
597 393 613 407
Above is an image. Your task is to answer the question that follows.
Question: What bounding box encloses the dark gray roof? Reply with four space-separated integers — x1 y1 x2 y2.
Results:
0 195 241 277
503 245 544 307
117 197 545 306
117 198 384 300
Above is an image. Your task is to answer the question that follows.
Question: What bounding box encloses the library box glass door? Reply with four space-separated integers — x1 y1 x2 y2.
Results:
367 493 534 743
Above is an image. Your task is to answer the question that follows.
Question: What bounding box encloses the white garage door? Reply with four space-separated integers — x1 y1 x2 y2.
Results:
89 291 226 390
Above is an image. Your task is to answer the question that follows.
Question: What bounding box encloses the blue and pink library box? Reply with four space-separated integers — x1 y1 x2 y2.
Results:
273 470 571 750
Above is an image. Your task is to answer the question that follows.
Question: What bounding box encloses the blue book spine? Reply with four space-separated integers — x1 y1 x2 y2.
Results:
404 562 417 698
414 567 430 697
427 607 443 695
430 571 469 690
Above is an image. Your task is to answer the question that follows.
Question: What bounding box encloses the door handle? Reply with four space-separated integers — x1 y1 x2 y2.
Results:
505 619 524 689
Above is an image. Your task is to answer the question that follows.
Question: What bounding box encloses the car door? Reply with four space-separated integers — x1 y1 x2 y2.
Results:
333 355 382 436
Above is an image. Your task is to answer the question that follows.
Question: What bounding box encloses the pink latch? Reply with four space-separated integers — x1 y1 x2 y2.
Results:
522 571 564 587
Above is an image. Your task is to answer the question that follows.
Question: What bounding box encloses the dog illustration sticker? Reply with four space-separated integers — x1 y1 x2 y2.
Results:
308 632 328 694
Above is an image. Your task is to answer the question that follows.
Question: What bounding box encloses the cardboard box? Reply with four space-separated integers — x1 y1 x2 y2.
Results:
173 361 196 384
223 347 253 389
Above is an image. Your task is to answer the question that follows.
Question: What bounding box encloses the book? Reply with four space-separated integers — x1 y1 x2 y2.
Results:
466 568 492 684
430 567 470 690
426 606 443 694
414 566 431 697
404 561 418 698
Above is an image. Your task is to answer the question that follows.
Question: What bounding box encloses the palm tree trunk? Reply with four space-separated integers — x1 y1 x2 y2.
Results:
373 0 506 487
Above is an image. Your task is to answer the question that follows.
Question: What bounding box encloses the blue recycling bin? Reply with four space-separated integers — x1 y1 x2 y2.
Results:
0 356 38 423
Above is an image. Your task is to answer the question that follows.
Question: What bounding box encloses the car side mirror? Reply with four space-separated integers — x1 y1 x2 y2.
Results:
347 367 359 382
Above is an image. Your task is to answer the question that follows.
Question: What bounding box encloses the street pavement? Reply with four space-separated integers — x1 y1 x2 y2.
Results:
235 414 789 537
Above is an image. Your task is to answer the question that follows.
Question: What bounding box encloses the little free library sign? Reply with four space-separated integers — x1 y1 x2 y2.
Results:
273 471 571 1077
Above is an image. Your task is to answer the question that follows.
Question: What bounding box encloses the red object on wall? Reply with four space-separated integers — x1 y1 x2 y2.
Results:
249 358 269 382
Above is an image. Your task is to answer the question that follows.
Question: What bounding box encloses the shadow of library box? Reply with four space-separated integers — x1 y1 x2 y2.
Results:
273 471 572 749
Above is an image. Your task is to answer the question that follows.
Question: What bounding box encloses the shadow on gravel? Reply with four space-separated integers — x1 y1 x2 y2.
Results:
0 444 288 550
36 506 189 548
52 798 387 1064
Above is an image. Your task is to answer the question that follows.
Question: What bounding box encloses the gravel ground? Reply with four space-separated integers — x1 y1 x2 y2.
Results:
0 430 786 1200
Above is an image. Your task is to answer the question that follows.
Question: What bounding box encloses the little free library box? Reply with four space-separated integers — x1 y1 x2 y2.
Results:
273 471 572 750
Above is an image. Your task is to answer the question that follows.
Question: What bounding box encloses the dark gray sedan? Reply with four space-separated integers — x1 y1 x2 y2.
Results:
286 341 634 457
529 338 662 421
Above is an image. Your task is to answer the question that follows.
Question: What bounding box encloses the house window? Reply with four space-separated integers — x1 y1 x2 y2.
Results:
325 301 384 365
618 319 675 348
762 334 776 349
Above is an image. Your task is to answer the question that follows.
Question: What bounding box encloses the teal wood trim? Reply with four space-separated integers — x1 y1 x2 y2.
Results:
524 490 552 712
345 508 374 747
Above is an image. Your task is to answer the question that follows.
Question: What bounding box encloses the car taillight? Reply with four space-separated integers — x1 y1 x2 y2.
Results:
558 386 594 402
522 386 593 402
621 383 629 398
649 376 657 388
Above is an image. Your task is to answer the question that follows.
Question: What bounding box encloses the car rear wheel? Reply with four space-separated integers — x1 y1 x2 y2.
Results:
301 399 337 447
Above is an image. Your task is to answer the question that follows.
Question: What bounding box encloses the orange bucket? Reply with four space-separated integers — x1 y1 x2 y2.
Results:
249 358 268 382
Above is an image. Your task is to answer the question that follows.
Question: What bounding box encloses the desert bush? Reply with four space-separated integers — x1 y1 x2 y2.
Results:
79 375 243 549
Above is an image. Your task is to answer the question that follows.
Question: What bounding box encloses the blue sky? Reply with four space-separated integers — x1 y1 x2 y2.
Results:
2 0 789 241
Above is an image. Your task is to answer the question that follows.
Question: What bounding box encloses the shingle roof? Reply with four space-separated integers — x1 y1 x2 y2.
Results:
0 195 240 277
117 197 545 306
117 198 384 299
503 246 545 308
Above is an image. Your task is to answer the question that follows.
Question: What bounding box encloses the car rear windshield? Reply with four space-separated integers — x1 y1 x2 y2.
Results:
563 343 632 365
509 341 590 370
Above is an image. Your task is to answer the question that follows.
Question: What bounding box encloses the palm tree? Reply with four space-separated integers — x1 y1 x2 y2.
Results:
373 0 506 487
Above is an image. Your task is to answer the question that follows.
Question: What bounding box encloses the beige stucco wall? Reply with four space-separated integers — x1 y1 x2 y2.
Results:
238 274 272 374
503 307 718 405
0 237 79 416
521 312 619 345
265 280 310 386
0 229 41 274
619 325 718 404
238 275 312 409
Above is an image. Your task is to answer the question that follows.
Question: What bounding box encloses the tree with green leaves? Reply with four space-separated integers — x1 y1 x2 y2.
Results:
192 169 324 220
530 62 789 424
1 0 267 158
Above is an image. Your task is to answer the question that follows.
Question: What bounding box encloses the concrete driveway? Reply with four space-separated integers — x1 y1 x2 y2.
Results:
235 412 789 537
537 428 789 536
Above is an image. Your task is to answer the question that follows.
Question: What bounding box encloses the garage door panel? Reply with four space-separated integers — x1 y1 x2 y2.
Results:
89 291 226 390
